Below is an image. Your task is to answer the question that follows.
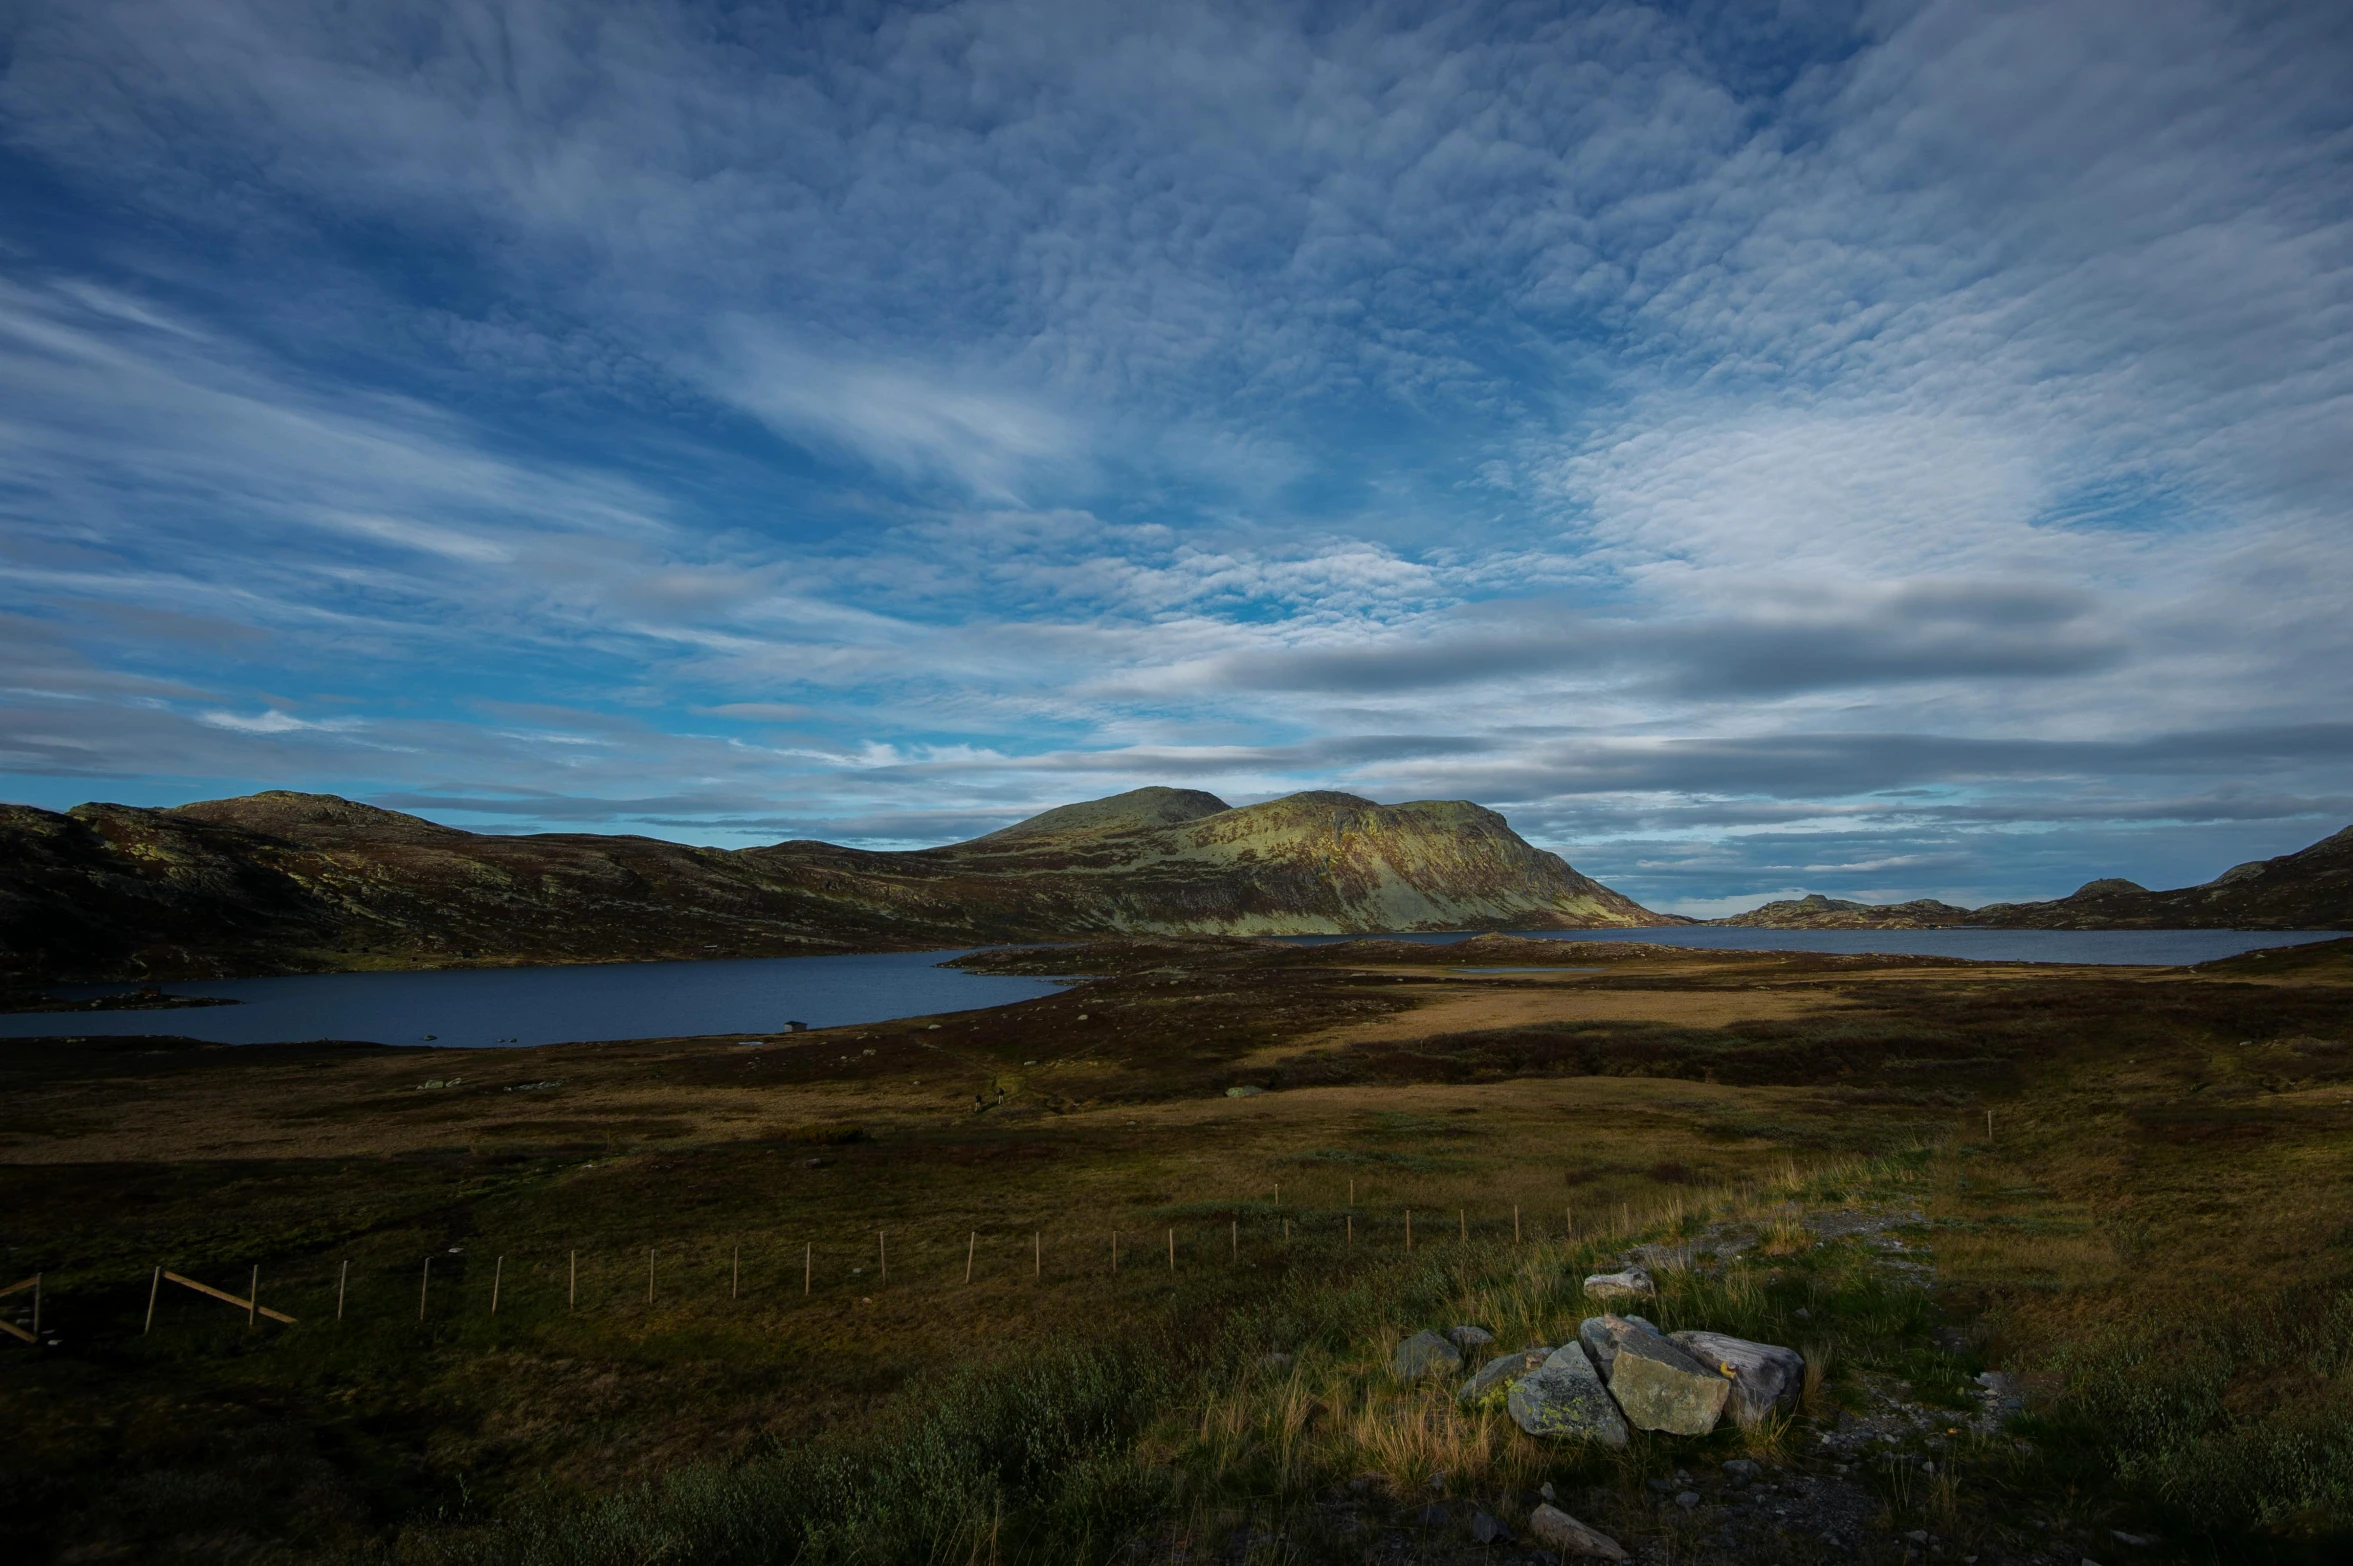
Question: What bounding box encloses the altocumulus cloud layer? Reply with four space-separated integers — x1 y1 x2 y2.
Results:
1 0 2349 914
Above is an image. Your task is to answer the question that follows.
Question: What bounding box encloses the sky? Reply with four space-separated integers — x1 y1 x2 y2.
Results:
2 0 2349 917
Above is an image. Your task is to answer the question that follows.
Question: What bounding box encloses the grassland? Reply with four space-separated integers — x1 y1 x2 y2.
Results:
0 934 2348 1563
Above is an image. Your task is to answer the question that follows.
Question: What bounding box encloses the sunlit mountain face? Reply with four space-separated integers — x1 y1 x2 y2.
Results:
2 1 2347 916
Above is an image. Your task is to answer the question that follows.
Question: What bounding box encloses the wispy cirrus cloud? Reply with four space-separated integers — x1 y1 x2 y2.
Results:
0 0 2347 912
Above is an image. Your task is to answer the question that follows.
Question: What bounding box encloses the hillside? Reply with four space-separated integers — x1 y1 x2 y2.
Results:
1970 823 2353 930
1709 823 2353 931
1711 893 1974 929
0 786 1667 982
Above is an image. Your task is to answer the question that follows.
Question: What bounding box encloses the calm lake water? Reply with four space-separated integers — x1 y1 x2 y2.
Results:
1277 926 2344 965
5 927 2338 1048
5 950 1066 1048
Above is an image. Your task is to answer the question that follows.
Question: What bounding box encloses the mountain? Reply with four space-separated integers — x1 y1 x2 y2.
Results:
1707 824 2353 932
0 786 1670 981
1969 825 2353 930
1712 893 1975 929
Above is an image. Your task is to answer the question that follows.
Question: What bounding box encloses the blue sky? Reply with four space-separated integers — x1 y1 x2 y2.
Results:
2 0 2349 916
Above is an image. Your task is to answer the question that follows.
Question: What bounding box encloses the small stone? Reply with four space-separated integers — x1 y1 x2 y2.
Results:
1539 1482 1556 1500
1582 1266 1654 1299
1577 1313 1659 1377
1607 1322 1731 1435
1460 1346 1550 1406
1508 1343 1630 1447
1471 1509 1505 1543
1529 1503 1628 1560
1448 1323 1498 1353
1675 1491 1700 1508
1393 1329 1463 1380
1669 1330 1806 1426
1909 1531 1931 1544
1722 1458 1761 1486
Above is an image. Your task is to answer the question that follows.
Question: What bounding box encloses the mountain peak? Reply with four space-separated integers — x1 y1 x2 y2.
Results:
969 786 1232 843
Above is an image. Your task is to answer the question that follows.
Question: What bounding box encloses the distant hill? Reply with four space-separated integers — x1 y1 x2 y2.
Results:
1712 893 1976 929
1707 824 2353 932
0 786 1670 981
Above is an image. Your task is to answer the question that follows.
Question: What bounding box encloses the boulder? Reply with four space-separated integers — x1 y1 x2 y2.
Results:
1577 1313 1659 1378
1446 1323 1497 1353
1392 1329 1463 1380
1582 1266 1654 1299
1605 1321 1730 1435
1507 1343 1630 1447
1670 1330 1805 1425
1458 1346 1550 1406
1529 1503 1628 1560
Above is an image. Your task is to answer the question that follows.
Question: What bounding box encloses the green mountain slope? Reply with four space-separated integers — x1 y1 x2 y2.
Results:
0 786 1669 982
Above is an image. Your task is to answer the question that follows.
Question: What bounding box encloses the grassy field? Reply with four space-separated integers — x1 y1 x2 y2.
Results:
1 935 2348 1562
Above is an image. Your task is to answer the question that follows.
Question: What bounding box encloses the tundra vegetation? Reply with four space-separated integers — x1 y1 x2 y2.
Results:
0 934 2348 1563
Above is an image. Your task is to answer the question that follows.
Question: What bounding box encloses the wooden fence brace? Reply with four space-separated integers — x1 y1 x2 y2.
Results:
0 1277 34 1345
146 1266 161 1334
420 1257 430 1322
158 1270 294 1325
492 1256 503 1314
337 1260 348 1322
248 1265 258 1329
965 1232 976 1284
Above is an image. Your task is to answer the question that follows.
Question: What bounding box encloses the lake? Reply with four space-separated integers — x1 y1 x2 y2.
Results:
2 950 1067 1049
4 927 2337 1048
1276 926 2344 965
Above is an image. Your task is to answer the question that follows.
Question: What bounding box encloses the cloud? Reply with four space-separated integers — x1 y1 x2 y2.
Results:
0 0 2346 907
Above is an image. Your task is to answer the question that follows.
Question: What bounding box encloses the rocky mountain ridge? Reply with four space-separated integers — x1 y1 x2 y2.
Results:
1709 823 2353 931
0 785 1667 982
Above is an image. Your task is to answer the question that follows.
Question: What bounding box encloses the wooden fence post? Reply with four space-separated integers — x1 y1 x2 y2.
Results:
1167 1228 1175 1273
1514 1206 1521 1244
420 1257 431 1322
878 1231 886 1286
732 1245 740 1301
1033 1232 1040 1278
1405 1210 1412 1253
803 1242 811 1297
248 1266 258 1330
337 1260 348 1322
1111 1231 1119 1273
966 1232 976 1284
569 1251 577 1310
647 1248 655 1306
491 1256 503 1314
1230 1219 1237 1260
1459 1209 1467 1244
145 1267 160 1335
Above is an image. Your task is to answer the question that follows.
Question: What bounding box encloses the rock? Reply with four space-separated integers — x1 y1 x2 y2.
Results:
1675 1490 1701 1508
1392 1329 1463 1379
1605 1321 1730 1435
1721 1458 1761 1486
1582 1266 1654 1299
1507 1343 1630 1447
1577 1313 1659 1377
1459 1346 1550 1406
1529 1503 1628 1560
1471 1509 1506 1543
1669 1330 1806 1426
1447 1323 1497 1353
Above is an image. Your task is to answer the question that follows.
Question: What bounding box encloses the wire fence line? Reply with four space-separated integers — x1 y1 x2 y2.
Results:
27 1199 1665 1346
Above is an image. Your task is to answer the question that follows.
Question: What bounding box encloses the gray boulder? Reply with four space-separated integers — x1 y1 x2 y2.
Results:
1392 1328 1463 1380
1577 1313 1659 1378
1458 1345 1550 1406
1507 1343 1630 1447
1529 1503 1628 1560
1446 1323 1497 1353
1670 1330 1805 1425
1605 1320 1729 1435
1582 1266 1654 1299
